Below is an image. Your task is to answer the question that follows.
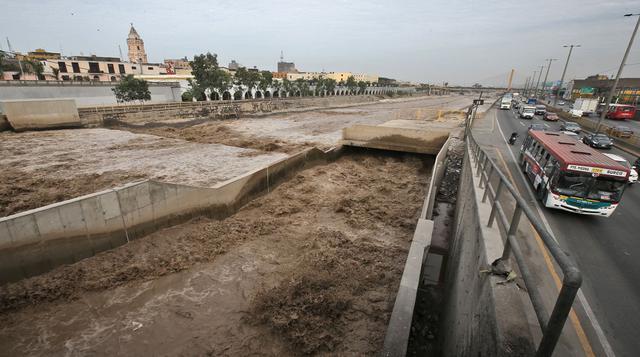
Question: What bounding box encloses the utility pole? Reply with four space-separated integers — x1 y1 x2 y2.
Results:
523 77 531 96
595 13 640 134
541 58 557 101
554 44 580 106
534 65 544 98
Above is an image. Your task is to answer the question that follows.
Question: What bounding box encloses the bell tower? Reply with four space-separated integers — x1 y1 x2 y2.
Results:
127 23 148 64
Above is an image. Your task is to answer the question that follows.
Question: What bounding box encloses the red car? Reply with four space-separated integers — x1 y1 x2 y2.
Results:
605 104 636 120
543 112 559 121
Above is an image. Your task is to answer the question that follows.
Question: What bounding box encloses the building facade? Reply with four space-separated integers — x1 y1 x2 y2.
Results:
127 24 148 64
567 75 640 105
43 55 165 81
277 61 297 73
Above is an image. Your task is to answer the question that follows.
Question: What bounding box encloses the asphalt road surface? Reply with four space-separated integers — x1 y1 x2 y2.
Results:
494 107 640 357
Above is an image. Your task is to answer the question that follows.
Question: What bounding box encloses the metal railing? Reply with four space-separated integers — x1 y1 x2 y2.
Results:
465 125 582 357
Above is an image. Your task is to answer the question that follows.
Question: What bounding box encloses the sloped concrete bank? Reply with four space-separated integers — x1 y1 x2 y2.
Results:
0 147 338 284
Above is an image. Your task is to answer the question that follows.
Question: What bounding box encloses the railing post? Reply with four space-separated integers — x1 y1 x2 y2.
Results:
536 281 581 357
487 180 503 227
482 165 494 202
501 204 522 260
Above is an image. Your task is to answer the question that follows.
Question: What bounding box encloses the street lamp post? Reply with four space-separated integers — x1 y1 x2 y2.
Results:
541 58 557 101
595 13 640 134
530 70 538 97
534 65 544 98
553 44 580 106
523 77 530 96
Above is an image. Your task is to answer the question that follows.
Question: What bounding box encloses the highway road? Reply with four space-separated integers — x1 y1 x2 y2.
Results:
491 107 640 357
545 99 640 135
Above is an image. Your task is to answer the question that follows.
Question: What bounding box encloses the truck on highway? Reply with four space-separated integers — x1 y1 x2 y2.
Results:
519 105 536 119
519 130 630 217
570 98 599 117
500 96 512 110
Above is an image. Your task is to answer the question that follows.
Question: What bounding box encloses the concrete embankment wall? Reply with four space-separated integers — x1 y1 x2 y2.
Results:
0 147 337 284
0 81 181 107
439 145 534 356
0 99 81 131
77 95 384 127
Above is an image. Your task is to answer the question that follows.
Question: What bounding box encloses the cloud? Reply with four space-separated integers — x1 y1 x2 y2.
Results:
2 0 639 85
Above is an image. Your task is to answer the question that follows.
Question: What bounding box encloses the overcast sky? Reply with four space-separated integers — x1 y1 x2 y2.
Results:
2 0 639 86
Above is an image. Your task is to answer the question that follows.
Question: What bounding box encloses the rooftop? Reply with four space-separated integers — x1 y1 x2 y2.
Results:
530 131 628 175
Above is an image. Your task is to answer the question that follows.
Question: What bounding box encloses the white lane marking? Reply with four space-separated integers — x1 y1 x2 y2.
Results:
519 122 525 127
544 123 550 128
494 111 616 357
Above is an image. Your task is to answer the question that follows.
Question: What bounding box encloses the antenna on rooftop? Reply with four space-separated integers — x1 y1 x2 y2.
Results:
118 45 124 61
280 50 283 61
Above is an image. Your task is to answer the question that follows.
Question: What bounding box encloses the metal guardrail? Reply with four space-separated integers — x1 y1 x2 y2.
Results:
465 123 582 356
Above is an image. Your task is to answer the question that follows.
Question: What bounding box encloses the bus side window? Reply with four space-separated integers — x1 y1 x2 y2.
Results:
542 154 555 175
539 152 549 167
536 148 546 162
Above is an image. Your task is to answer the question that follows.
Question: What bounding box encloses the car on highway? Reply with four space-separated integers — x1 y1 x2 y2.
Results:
603 153 638 184
562 131 580 140
607 125 633 138
582 133 613 149
560 121 581 133
534 105 546 115
543 112 559 121
558 101 566 105
604 104 637 120
519 106 536 119
529 123 546 131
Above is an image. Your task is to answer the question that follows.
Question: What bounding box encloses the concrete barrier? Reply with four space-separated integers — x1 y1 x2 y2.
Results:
421 136 452 219
342 124 450 154
0 99 81 131
0 147 338 284
439 146 535 356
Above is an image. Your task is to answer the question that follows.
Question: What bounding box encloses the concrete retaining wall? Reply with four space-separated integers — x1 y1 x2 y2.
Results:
0 147 337 284
342 125 450 155
77 95 383 127
440 145 534 356
421 136 452 219
1 99 81 131
0 81 181 107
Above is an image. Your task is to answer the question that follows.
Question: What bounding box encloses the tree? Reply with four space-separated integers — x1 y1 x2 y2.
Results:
472 83 482 89
234 67 261 94
357 80 367 94
346 75 358 94
23 60 45 79
181 90 194 102
112 75 151 103
282 78 294 96
325 78 337 94
294 78 310 96
52 68 60 80
258 70 273 92
189 52 231 100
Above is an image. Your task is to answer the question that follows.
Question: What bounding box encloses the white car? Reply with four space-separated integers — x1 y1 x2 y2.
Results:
603 153 638 184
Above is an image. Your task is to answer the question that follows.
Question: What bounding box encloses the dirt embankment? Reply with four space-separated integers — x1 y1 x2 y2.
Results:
114 121 318 155
0 169 146 217
0 152 431 356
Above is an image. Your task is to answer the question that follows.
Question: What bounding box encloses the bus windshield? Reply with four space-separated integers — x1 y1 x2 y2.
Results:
554 171 625 202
